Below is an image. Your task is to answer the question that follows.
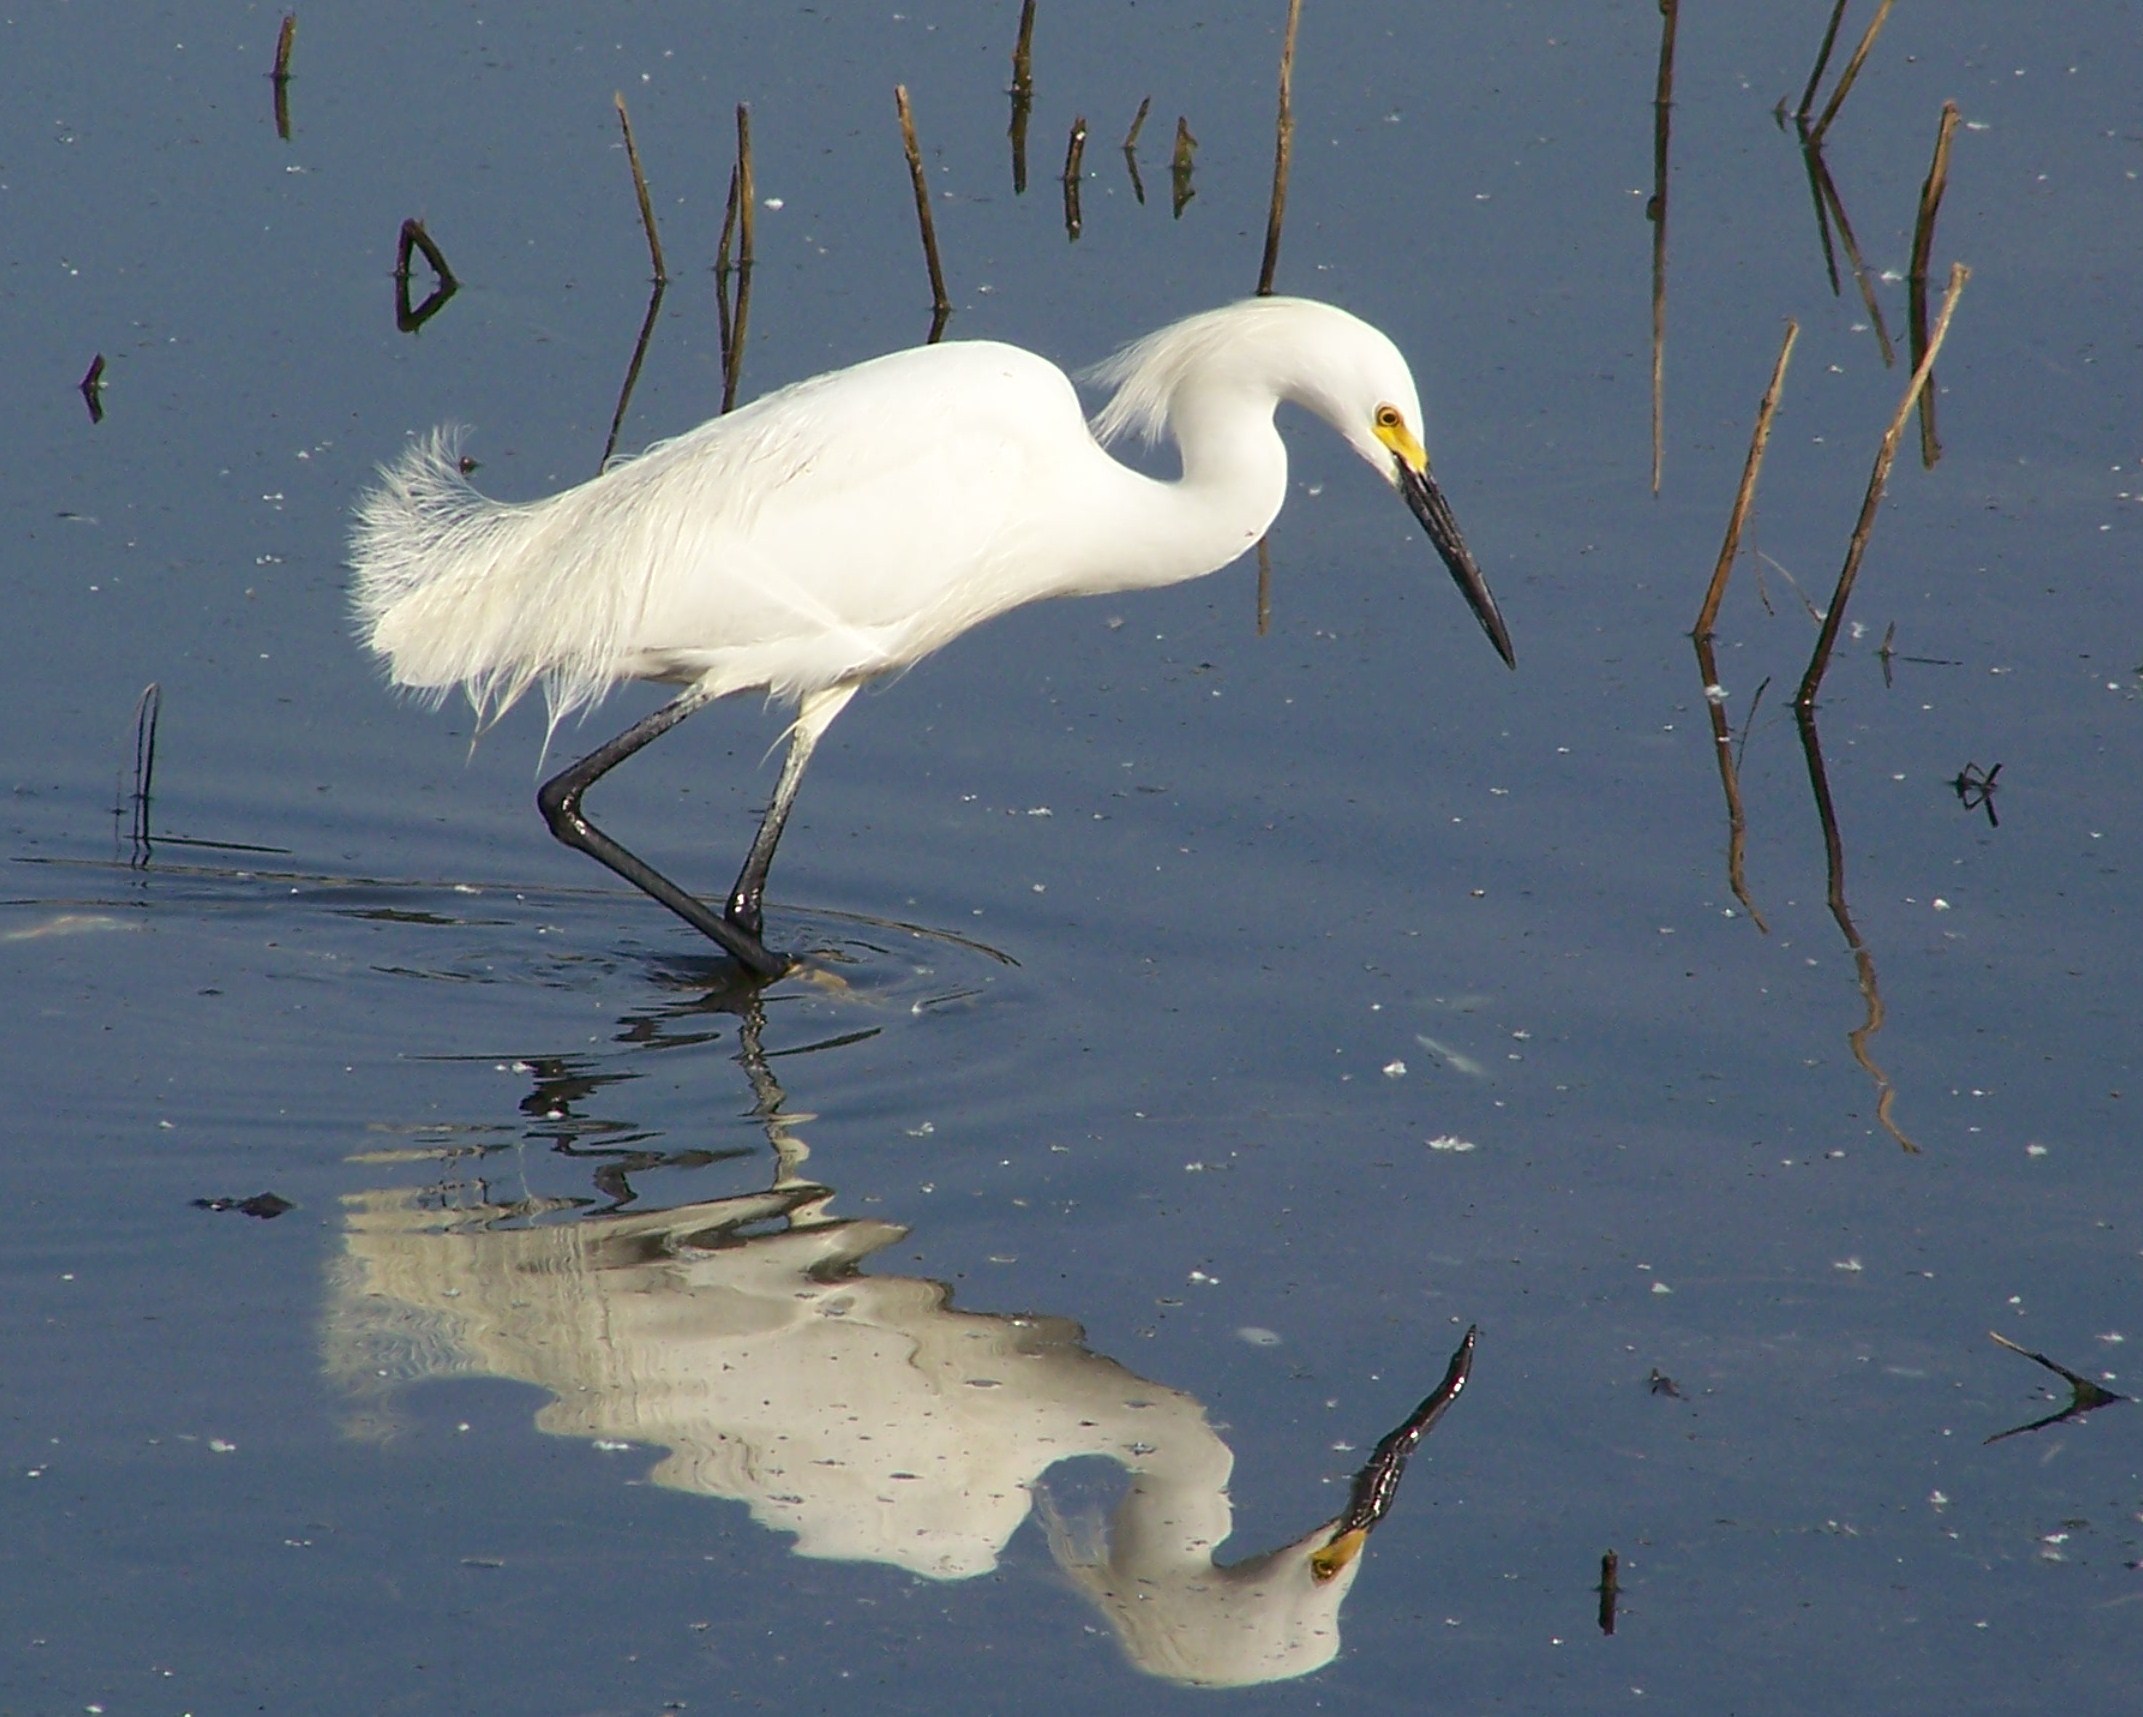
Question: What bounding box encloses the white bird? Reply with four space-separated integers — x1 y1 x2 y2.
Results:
350 296 1513 978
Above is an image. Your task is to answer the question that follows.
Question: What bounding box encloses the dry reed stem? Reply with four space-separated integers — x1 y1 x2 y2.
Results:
1909 102 1961 466
1008 0 1037 195
1808 0 1896 147
1795 0 1850 121
1797 262 1969 710
614 93 668 283
1171 116 1197 218
1257 0 1303 296
1649 0 1678 494
1061 115 1087 240
895 86 952 322
1122 96 1152 152
1695 319 1798 638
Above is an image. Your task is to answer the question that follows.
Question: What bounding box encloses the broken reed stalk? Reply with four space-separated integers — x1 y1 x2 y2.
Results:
1909 102 1961 467
602 282 666 469
715 105 755 413
894 86 952 326
1796 262 1969 710
1008 0 1037 195
131 682 163 861
1257 0 1304 296
273 12 296 82
1122 95 1152 153
1794 0 1850 122
1171 116 1198 218
80 353 106 423
1808 0 1896 148
1695 319 1798 638
614 93 667 283
1694 634 1770 932
1649 0 1678 494
1061 115 1087 241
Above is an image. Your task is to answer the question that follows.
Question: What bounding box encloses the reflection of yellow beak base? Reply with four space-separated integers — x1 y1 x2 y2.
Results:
1309 1526 1368 1585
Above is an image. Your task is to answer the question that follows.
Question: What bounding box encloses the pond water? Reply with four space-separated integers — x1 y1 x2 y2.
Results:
4 3 2139 1711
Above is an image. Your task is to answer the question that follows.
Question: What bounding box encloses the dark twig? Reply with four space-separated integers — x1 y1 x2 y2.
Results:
392 218 459 332
1695 319 1798 638
1255 536 1273 637
715 106 755 411
1597 1551 1620 1637
1061 114 1087 242
1794 0 1850 123
1808 0 1897 148
271 12 296 140
1121 96 1152 204
1649 0 1679 494
1798 263 1968 710
1803 141 1896 364
1008 0 1037 195
1257 0 1304 296
1694 635 1769 932
895 87 952 334
1795 705 1919 1153
1984 1330 2127 1444
1170 117 1198 219
601 281 667 470
80 353 106 424
614 92 667 284
130 682 162 866
1909 102 1961 467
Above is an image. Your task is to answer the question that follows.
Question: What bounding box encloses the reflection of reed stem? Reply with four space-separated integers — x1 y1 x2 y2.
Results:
895 86 953 330
1909 102 1960 468
1257 0 1303 296
614 92 668 284
130 682 162 865
1795 705 1919 1153
1804 140 1896 365
1649 0 1678 494
1693 636 1768 932
1695 319 1797 638
1798 263 1968 710
1808 0 1897 147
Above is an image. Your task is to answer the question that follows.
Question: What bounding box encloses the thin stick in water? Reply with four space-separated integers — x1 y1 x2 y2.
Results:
1909 102 1961 467
1256 0 1304 296
602 282 666 469
271 12 296 140
1122 97 1152 204
1008 0 1037 195
80 352 106 423
1797 262 1969 710
614 92 667 284
1171 116 1198 219
1649 0 1678 494
1061 114 1087 241
1695 319 1798 638
895 87 952 332
131 682 162 864
716 106 756 411
1808 0 1897 148
1794 0 1850 123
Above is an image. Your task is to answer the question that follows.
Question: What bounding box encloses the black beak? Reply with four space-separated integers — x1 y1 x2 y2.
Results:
1399 459 1514 669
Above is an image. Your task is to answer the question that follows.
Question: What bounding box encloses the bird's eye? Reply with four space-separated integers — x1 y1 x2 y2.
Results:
1374 405 1403 431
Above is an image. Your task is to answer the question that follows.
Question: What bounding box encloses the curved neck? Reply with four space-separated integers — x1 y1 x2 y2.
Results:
1068 385 1288 598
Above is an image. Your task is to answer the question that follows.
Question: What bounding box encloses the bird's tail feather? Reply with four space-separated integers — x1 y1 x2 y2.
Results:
349 429 643 731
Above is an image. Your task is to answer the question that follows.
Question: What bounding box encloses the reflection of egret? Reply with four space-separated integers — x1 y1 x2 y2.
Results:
352 297 1515 978
330 1013 1475 1687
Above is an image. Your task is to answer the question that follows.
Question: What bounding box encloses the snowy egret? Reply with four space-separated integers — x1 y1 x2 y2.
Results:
351 296 1513 977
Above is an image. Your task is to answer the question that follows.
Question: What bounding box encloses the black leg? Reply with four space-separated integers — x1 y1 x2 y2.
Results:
537 688 790 979
724 684 857 938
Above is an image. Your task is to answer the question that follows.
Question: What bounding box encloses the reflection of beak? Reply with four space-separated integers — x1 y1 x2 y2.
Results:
1309 1324 1478 1584
1398 458 1515 670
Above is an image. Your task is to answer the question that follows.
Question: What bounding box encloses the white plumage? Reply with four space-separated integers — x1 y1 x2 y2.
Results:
349 296 1512 977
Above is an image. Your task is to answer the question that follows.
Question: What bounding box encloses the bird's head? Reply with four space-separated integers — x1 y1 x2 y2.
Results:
1292 307 1515 670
